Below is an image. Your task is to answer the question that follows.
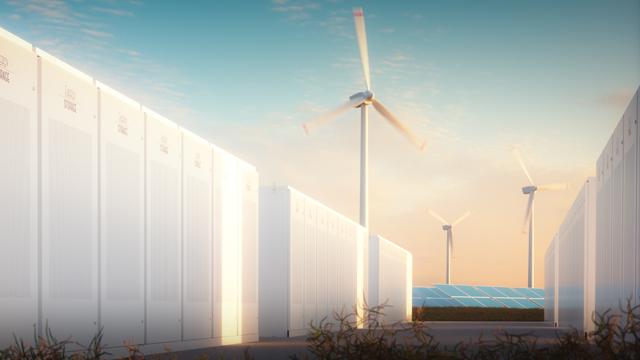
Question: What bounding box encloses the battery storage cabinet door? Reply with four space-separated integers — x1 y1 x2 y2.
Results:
145 110 182 343
98 84 145 347
0 29 38 347
212 147 240 340
181 130 213 341
39 50 99 345
239 161 258 338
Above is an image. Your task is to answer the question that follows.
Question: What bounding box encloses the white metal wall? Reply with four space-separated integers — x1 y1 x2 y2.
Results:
544 237 556 324
258 186 369 337
98 83 145 347
0 28 38 348
368 235 412 324
624 91 639 305
595 88 639 316
239 159 259 338
0 28 259 352
39 49 99 346
211 147 259 343
554 179 596 333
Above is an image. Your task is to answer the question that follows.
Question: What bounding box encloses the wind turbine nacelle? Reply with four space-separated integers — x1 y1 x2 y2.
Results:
442 224 451 231
522 185 537 194
350 90 374 106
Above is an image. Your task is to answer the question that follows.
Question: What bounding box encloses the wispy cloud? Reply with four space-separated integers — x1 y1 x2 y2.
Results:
4 0 197 125
271 0 320 21
92 7 134 17
597 88 635 109
81 28 113 38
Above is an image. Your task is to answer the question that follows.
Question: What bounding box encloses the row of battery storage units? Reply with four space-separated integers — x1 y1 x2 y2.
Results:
543 179 597 333
258 186 413 338
368 235 412 324
595 88 639 317
544 87 639 332
0 28 258 353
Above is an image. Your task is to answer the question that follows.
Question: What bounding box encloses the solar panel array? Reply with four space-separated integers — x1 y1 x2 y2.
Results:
413 284 544 309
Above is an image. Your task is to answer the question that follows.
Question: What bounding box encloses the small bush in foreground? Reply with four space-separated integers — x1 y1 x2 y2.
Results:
300 299 640 359
4 300 640 359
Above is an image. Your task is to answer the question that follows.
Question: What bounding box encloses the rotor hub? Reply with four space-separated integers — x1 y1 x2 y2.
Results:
350 90 375 106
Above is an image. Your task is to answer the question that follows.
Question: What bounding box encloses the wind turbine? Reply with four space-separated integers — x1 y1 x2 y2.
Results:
302 7 426 228
513 149 568 288
427 209 471 285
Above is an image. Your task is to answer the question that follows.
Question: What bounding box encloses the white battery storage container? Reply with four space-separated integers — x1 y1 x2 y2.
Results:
98 83 145 347
39 48 99 346
182 129 214 341
259 186 368 337
368 235 412 323
553 179 597 333
0 28 38 347
212 146 259 342
144 109 182 344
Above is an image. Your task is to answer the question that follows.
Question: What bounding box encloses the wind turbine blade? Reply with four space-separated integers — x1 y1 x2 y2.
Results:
448 229 454 253
452 211 471 227
538 182 569 192
371 98 427 151
512 148 534 185
522 192 534 234
302 95 366 134
353 7 371 90
428 209 448 225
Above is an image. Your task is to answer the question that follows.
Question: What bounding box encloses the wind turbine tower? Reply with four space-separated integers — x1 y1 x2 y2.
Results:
513 149 568 288
428 209 471 284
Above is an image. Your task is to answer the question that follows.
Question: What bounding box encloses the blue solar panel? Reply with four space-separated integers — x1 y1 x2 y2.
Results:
515 288 540 298
413 285 544 309
516 299 542 309
456 297 486 307
434 284 467 297
425 288 447 298
474 297 505 308
421 298 445 307
430 287 450 298
530 299 544 307
454 285 488 297
495 287 527 298
495 298 526 308
476 286 508 298
530 289 545 298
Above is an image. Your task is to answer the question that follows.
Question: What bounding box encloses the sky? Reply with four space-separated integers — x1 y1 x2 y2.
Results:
1 0 639 288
